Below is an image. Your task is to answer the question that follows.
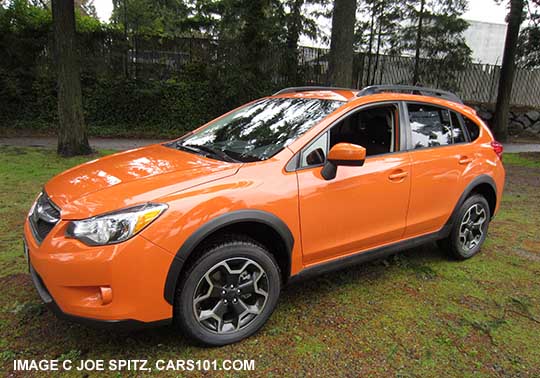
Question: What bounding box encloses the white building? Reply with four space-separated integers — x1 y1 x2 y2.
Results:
299 17 509 67
463 20 507 65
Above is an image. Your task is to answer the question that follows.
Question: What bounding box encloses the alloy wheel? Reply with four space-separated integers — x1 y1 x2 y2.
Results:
192 257 269 334
458 204 487 251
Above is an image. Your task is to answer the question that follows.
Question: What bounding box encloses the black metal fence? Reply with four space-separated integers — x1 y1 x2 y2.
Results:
37 34 540 108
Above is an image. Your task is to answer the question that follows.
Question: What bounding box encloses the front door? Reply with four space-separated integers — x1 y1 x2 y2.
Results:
296 103 412 266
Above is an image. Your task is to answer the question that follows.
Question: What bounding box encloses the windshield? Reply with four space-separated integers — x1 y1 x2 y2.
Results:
170 98 344 162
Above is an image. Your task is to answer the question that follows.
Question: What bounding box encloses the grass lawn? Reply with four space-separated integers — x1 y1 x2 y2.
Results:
1 146 540 377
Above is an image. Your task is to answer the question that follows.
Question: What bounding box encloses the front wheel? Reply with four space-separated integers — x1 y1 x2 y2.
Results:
174 237 281 346
438 194 491 260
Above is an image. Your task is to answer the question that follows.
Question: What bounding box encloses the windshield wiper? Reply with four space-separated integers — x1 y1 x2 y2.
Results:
182 143 240 163
220 149 262 163
174 143 201 155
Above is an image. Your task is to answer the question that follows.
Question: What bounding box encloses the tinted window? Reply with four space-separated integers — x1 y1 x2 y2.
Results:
329 105 396 156
450 111 466 143
463 116 480 141
408 104 453 148
176 98 343 162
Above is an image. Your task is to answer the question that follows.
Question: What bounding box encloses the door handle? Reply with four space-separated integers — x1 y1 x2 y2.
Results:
459 156 473 165
388 170 408 181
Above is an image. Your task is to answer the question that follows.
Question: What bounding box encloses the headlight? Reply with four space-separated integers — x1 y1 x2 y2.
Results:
66 203 168 246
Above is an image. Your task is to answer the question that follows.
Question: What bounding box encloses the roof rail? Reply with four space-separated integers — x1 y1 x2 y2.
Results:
273 86 357 96
356 85 463 104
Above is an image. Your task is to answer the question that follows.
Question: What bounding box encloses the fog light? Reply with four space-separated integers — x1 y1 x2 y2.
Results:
100 286 113 305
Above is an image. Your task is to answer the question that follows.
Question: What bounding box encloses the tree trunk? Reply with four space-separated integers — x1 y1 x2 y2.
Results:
52 0 92 156
122 0 129 79
412 0 425 85
365 6 376 86
492 0 525 142
372 16 383 85
327 0 357 87
241 0 268 83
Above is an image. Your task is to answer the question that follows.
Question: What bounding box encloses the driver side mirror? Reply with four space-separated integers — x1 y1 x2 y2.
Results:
321 143 366 180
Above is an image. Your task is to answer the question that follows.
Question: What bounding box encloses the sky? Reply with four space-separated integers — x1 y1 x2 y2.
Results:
464 0 508 24
94 0 509 25
94 0 113 22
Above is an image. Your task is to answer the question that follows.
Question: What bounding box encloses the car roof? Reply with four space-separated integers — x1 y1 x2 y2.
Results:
273 85 463 103
272 89 359 102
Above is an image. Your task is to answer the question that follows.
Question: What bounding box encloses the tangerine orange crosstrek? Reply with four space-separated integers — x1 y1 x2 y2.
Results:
24 85 505 346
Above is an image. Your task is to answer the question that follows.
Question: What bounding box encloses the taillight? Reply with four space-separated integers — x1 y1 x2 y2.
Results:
491 140 504 160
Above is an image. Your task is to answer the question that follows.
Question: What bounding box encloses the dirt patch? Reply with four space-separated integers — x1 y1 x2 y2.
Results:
0 272 32 290
504 165 540 188
513 248 540 262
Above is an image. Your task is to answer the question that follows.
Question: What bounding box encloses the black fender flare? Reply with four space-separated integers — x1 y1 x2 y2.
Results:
441 174 497 237
163 209 294 305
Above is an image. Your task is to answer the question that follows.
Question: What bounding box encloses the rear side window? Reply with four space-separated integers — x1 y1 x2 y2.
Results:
463 116 481 141
407 103 453 148
450 112 466 143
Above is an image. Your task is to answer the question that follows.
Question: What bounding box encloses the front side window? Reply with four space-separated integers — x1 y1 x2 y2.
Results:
173 98 343 162
299 104 397 169
329 105 397 156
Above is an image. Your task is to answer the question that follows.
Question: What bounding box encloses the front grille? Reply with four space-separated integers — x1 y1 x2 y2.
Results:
29 192 61 243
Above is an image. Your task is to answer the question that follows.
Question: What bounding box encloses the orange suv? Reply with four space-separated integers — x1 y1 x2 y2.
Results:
24 85 505 345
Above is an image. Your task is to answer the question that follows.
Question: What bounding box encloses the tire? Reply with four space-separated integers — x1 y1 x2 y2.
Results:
438 194 491 260
174 236 281 346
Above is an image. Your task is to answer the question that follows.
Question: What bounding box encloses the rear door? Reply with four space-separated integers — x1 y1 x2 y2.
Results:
403 102 472 238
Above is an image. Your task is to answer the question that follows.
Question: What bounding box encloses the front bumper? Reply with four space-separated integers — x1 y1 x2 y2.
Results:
24 218 175 326
28 252 170 330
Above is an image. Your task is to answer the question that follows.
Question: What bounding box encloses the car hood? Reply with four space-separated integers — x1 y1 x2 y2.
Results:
45 144 241 219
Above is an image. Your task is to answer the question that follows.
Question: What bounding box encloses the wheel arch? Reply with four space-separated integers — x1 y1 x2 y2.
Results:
444 174 497 234
163 210 294 305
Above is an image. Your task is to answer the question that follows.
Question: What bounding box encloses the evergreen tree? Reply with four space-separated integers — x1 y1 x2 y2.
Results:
355 0 403 86
282 0 330 84
517 0 540 68
111 0 192 36
398 0 471 89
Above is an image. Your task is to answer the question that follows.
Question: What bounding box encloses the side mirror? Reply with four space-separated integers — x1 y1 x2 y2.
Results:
321 143 366 180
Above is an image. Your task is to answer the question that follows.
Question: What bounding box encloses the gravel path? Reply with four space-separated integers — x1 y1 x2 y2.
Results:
503 143 540 153
0 137 167 151
1 136 539 153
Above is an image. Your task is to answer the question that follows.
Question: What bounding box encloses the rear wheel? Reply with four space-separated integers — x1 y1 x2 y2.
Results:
438 194 491 260
175 237 281 346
